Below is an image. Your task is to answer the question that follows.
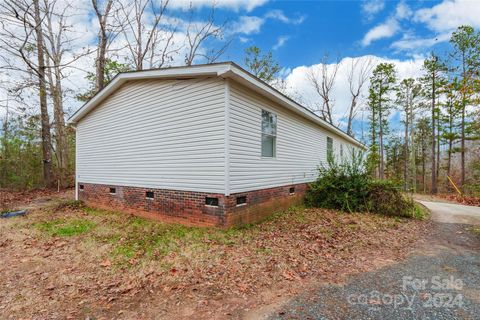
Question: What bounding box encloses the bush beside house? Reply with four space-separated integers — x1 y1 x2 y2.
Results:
306 151 422 218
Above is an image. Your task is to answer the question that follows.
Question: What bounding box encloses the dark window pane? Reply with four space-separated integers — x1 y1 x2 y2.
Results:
205 197 219 206
146 191 154 199
236 196 247 205
109 187 116 194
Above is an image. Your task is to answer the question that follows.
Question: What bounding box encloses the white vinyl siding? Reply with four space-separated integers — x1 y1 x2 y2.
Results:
228 81 356 194
76 77 226 193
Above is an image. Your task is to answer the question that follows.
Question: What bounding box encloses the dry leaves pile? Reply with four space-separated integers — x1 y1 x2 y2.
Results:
441 194 480 207
0 196 431 319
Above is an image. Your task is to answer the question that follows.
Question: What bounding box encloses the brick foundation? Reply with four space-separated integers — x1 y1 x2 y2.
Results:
77 183 308 227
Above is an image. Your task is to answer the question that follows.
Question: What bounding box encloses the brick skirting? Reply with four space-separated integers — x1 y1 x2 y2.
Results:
77 183 308 227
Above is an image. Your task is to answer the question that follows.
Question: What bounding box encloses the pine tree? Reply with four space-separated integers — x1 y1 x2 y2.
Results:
450 25 480 188
367 63 397 179
419 53 447 194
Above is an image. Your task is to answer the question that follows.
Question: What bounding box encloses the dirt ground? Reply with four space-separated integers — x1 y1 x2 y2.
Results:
0 190 431 319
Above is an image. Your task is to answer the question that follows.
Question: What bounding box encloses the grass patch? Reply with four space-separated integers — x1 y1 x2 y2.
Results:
467 226 480 236
36 218 96 237
412 203 429 220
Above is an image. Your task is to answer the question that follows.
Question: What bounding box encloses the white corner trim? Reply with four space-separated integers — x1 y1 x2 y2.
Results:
74 126 78 201
224 78 231 196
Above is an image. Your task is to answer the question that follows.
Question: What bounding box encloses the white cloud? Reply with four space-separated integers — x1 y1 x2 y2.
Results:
361 18 399 46
391 32 451 51
239 36 251 43
395 2 412 20
169 0 269 12
414 0 480 32
265 9 305 25
273 35 289 50
360 2 412 47
284 55 425 131
227 16 265 35
362 0 385 18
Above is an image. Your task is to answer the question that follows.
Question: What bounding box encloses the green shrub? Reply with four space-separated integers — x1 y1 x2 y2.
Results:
305 150 371 213
306 150 418 218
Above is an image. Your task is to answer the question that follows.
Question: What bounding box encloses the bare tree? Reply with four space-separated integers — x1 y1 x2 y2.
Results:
116 0 177 70
345 57 373 136
42 0 81 188
92 0 114 91
307 54 340 124
0 0 55 187
184 5 230 65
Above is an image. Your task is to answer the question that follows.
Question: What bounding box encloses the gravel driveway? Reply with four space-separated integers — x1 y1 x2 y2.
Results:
268 201 480 320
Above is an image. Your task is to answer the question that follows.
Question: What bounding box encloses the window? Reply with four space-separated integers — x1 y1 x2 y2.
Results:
146 191 154 199
340 144 344 158
236 196 247 206
79 184 84 191
205 197 219 206
109 187 116 194
327 137 333 158
289 187 295 194
261 110 277 157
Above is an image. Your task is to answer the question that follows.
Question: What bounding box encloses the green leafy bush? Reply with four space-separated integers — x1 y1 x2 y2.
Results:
305 150 418 218
305 150 370 213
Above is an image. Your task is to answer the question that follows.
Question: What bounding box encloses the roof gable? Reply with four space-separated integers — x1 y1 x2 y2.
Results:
68 62 365 149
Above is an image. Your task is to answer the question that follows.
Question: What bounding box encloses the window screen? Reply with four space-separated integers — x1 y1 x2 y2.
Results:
261 110 277 157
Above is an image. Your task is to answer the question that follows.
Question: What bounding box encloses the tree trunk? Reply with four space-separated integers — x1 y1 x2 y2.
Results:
95 34 107 91
33 0 54 188
422 142 426 193
410 104 416 192
1 104 8 187
461 101 465 187
436 110 440 187
379 111 384 180
53 70 68 188
347 99 356 136
404 110 408 191
460 53 466 188
431 71 437 194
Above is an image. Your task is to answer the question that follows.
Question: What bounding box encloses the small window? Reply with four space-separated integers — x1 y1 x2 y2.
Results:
236 196 247 206
109 187 116 194
79 184 84 191
327 137 333 158
261 110 277 157
146 191 154 199
289 187 295 194
340 144 344 157
205 197 219 207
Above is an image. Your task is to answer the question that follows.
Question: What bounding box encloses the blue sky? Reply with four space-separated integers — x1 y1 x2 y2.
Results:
178 0 462 68
178 0 477 138
2 0 479 139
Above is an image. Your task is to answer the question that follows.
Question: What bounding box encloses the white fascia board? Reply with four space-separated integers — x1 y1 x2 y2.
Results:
220 65 366 150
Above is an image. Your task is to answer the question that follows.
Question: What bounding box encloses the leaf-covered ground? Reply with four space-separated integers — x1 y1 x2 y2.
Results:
0 193 431 319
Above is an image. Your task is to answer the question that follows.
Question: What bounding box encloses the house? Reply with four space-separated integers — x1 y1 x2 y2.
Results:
68 62 365 227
